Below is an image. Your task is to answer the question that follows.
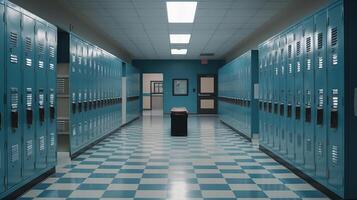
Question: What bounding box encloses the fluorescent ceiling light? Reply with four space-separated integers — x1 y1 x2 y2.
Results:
171 49 187 55
166 1 197 23
170 34 191 44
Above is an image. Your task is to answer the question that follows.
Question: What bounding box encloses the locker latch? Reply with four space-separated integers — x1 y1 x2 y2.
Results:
26 110 33 125
330 110 338 129
39 107 45 122
295 105 301 120
305 106 311 123
280 103 284 116
50 107 55 120
317 107 323 125
287 104 292 118
11 111 19 129
274 103 278 114
72 102 76 114
78 102 82 112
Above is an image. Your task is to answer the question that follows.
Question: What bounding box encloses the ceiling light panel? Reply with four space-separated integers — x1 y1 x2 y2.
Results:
170 34 191 44
166 1 197 23
171 49 188 55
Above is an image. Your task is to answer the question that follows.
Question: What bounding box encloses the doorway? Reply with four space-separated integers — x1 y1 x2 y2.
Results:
142 73 163 116
197 74 217 114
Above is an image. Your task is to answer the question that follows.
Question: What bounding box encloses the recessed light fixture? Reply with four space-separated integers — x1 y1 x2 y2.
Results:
166 1 197 23
171 49 188 55
170 34 191 44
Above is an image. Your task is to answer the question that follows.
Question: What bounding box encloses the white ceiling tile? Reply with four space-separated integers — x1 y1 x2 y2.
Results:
64 0 294 59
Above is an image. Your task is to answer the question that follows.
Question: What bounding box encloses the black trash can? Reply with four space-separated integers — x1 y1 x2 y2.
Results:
170 107 188 136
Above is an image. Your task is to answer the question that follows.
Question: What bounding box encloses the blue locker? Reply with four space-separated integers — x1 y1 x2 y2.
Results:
21 12 36 178
286 29 295 161
273 37 280 151
0 0 5 193
294 24 304 165
267 43 273 148
258 46 264 144
279 34 287 155
76 38 83 148
314 10 328 180
34 20 48 170
302 16 315 173
6 4 23 188
326 2 344 193
70 34 78 151
46 25 57 166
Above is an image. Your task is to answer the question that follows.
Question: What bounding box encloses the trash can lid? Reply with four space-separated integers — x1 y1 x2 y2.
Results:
171 107 188 113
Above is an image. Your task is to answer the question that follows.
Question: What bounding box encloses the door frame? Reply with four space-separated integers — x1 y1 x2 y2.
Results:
150 80 163 110
197 74 217 114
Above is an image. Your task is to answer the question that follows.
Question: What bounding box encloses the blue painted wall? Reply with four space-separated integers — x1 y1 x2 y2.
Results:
133 60 225 113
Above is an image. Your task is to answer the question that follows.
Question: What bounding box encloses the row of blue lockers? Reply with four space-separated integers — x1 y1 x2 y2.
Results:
67 33 124 156
57 31 141 158
218 50 259 139
219 0 357 199
0 0 57 198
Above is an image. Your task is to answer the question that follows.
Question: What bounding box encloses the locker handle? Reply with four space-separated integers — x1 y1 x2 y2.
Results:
287 104 292 118
50 107 55 120
84 102 88 111
72 103 76 114
247 100 250 108
330 110 338 129
280 104 284 116
317 108 323 125
264 102 268 112
11 111 19 129
295 105 301 120
26 109 33 125
89 101 92 110
305 106 311 123
39 108 45 122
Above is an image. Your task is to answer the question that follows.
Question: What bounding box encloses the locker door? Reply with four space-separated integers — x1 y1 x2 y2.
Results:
34 21 47 170
327 3 344 190
77 39 83 148
21 13 36 178
259 46 266 145
303 17 316 173
286 29 295 161
0 1 5 193
314 11 328 180
267 44 273 148
273 38 280 151
46 26 57 166
279 35 287 155
6 5 23 188
294 24 304 165
69 34 77 152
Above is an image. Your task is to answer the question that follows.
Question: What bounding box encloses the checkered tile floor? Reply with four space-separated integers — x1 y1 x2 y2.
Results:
20 115 330 200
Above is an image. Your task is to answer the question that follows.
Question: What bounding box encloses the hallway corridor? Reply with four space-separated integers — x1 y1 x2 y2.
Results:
20 116 328 200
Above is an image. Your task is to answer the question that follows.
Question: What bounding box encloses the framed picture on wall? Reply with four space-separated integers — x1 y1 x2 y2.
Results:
173 79 188 96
